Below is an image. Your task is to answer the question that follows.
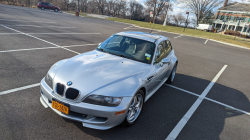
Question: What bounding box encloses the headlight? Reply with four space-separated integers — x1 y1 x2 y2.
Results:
83 95 122 107
45 73 53 89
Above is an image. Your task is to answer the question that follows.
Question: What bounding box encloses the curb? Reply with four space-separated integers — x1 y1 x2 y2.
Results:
62 12 85 17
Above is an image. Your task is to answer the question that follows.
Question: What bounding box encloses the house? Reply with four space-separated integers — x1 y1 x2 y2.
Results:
213 1 250 36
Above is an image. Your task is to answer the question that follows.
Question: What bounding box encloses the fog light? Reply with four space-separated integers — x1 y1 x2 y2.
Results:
115 110 126 115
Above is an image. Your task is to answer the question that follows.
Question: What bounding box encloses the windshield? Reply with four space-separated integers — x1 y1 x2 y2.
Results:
96 35 155 64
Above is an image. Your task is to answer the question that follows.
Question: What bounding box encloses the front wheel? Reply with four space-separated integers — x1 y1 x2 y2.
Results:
166 63 177 84
122 90 144 127
54 9 58 12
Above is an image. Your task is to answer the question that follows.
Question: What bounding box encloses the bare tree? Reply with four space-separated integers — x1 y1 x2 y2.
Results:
129 1 144 20
171 13 185 26
177 0 223 25
145 0 168 23
94 0 106 14
63 0 75 11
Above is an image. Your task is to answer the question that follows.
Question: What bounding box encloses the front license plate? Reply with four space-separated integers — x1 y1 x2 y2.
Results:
52 98 69 114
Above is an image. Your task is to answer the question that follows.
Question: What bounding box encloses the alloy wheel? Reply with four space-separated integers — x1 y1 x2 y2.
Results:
126 94 143 124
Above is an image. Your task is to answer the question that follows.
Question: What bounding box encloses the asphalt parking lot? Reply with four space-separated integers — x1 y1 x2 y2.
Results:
1 4 250 140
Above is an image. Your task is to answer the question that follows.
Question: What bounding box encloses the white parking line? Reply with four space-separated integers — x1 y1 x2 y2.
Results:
0 83 40 96
0 25 80 55
0 19 55 23
0 44 97 53
124 26 134 29
5 25 75 28
174 35 183 39
166 65 228 140
166 84 250 115
204 39 209 44
0 33 101 35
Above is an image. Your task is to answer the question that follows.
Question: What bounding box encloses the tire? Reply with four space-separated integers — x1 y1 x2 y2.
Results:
54 9 58 12
122 90 144 127
166 63 177 84
41 7 44 10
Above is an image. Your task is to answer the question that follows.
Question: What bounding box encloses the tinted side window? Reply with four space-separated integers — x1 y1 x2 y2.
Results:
154 41 168 64
165 40 172 56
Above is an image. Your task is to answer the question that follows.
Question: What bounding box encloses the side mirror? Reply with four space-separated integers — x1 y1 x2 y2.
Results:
162 58 170 65
98 42 102 46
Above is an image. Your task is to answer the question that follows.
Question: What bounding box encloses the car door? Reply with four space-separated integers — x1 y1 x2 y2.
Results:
43 3 49 9
153 40 172 86
48 4 54 10
145 41 168 93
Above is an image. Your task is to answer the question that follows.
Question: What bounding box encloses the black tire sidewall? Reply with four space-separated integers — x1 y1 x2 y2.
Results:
122 90 144 127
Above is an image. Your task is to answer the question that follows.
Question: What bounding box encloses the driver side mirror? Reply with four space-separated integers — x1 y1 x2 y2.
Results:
98 42 102 46
162 58 170 65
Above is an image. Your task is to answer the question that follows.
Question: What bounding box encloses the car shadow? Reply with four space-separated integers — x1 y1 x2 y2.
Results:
62 73 250 140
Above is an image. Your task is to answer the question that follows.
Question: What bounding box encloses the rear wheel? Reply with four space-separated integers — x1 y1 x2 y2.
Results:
166 63 177 84
41 7 44 10
122 90 144 127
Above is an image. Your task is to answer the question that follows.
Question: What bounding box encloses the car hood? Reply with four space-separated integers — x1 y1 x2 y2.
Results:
53 50 150 100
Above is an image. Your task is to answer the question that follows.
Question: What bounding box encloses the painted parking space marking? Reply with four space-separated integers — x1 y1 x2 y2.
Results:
204 39 209 44
166 84 250 115
0 83 40 96
124 25 134 29
0 33 101 35
0 25 80 55
0 44 97 53
166 65 228 140
0 19 55 23
174 35 183 39
4 25 75 28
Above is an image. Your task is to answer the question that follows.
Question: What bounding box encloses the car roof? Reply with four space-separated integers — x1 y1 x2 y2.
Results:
115 31 168 43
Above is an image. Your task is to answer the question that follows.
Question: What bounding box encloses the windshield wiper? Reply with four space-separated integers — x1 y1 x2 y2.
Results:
111 53 135 60
97 48 109 53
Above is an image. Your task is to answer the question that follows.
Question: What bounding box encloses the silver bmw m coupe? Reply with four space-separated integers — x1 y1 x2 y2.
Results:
40 31 178 130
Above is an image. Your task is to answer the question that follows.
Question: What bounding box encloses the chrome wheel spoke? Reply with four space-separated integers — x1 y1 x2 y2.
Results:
126 94 143 123
128 110 135 120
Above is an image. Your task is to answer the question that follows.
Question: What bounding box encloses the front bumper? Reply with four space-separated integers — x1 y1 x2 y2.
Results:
40 78 132 130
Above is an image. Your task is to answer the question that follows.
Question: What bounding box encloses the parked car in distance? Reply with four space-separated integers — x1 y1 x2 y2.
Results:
195 24 213 32
40 31 178 130
37 2 60 12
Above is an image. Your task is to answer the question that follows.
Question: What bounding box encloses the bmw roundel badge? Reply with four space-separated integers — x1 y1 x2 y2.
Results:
67 81 73 86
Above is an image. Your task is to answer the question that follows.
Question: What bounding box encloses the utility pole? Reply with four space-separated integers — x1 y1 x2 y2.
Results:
78 0 79 12
163 0 171 26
